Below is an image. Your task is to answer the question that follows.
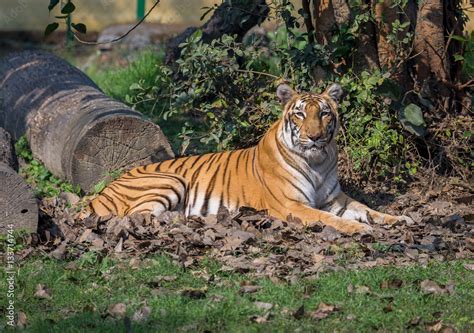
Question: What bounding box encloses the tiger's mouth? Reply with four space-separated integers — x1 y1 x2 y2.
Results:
304 140 328 151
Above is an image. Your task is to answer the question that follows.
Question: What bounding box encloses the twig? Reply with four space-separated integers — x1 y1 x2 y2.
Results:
442 21 460 61
456 79 474 90
235 69 282 80
425 40 450 80
73 0 161 45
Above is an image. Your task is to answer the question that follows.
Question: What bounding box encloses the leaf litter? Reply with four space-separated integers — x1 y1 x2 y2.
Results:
12 176 470 283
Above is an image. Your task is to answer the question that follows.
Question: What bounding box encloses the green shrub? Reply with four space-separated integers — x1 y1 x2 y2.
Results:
15 136 81 198
89 3 423 180
86 49 164 114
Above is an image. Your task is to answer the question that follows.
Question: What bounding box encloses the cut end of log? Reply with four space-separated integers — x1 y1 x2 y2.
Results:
0 163 38 233
70 115 174 192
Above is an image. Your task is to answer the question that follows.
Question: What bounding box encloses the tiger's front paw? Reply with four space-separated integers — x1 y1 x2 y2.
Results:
323 217 373 235
343 220 374 235
380 214 414 226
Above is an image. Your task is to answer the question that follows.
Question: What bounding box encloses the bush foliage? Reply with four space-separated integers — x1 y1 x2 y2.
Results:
89 2 473 181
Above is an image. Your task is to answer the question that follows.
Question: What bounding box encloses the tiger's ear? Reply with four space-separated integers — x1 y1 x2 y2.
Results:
324 83 343 103
276 83 295 105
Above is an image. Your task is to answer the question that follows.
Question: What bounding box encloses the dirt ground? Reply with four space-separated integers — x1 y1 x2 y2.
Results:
17 173 471 280
2 30 473 278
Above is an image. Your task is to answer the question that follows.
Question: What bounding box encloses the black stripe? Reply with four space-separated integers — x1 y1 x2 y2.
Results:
204 153 222 173
189 154 206 169
192 182 200 208
327 180 339 197
100 193 118 212
200 170 219 216
174 156 192 173
190 157 209 187
120 173 187 191
220 153 232 207
335 198 349 217
126 196 168 215
97 199 114 212
275 132 313 185
218 192 224 210
279 174 312 202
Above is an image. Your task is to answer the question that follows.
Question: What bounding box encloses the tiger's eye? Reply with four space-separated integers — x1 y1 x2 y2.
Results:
294 111 305 119
320 110 331 118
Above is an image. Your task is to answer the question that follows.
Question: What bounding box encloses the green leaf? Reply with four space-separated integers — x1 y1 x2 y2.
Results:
189 29 203 42
451 34 467 42
399 103 426 137
453 54 464 62
93 180 107 194
71 23 87 34
129 83 142 90
377 78 402 100
44 22 59 36
61 2 76 14
48 0 60 11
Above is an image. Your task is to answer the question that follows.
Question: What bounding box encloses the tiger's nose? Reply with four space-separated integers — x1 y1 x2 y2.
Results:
308 134 322 142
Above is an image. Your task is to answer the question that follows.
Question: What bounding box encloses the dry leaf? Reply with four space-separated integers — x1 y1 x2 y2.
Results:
420 280 445 295
426 320 443 332
250 312 271 324
380 278 403 289
463 263 474 271
293 305 305 320
16 311 27 328
132 306 151 322
50 241 67 260
254 301 273 310
354 285 371 295
240 285 262 294
181 289 206 299
108 303 127 318
34 284 52 300
310 302 338 320
115 238 123 253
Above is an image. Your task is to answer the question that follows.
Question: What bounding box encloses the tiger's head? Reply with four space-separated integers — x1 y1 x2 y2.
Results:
276 83 342 158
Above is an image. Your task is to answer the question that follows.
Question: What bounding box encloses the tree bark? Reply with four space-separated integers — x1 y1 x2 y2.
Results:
412 0 450 83
0 50 174 192
313 0 337 45
0 128 38 233
165 0 269 63
0 127 18 171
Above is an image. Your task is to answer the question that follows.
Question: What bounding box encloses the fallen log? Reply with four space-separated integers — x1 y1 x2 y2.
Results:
0 50 174 192
0 128 38 233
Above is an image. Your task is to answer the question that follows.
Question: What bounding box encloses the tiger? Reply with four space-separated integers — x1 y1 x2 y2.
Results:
89 83 411 235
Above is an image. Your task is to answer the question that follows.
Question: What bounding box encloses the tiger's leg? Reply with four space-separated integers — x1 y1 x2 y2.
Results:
285 202 373 235
325 192 413 225
90 172 187 217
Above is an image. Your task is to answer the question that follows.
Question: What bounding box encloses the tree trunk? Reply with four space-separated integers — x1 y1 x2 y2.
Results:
0 50 174 192
309 0 466 109
0 128 38 233
165 0 269 63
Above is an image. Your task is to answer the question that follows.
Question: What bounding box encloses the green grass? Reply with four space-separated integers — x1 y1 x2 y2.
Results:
86 49 185 153
86 49 163 108
1 254 473 332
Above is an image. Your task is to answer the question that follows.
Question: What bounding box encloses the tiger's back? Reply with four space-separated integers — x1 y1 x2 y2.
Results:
90 145 267 218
